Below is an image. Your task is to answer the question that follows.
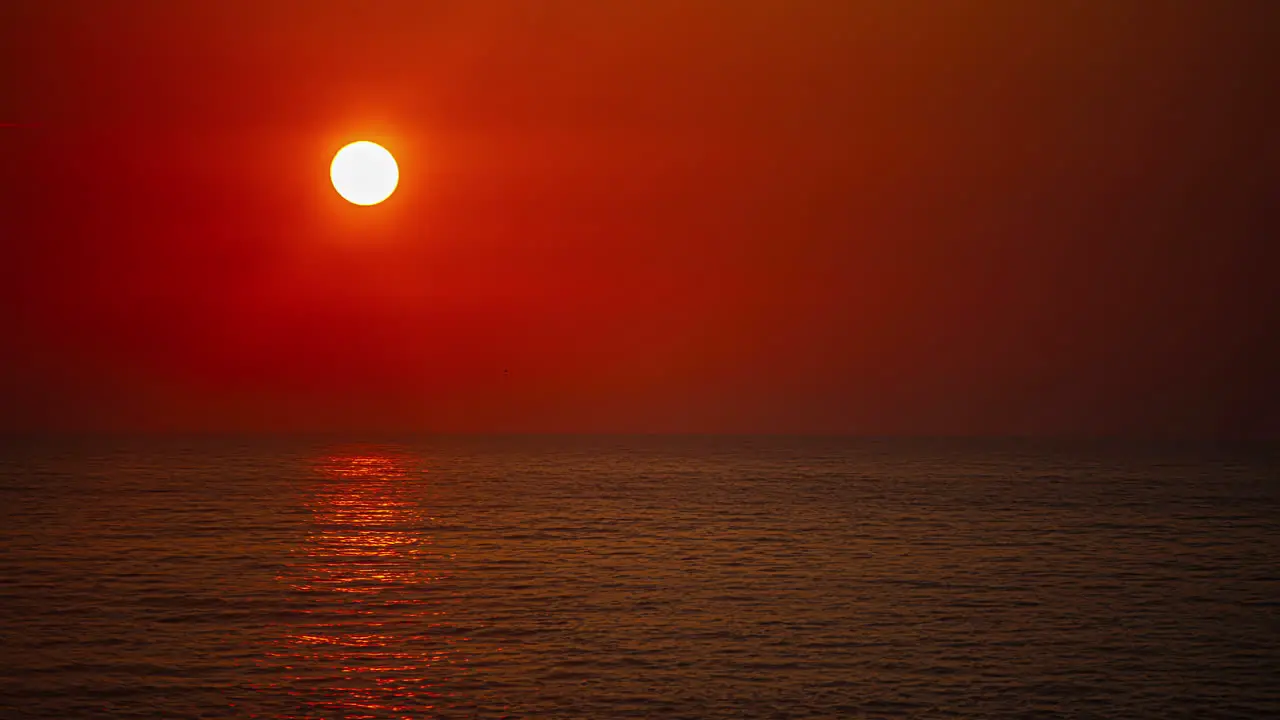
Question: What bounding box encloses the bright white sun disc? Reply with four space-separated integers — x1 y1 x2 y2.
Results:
330 141 398 206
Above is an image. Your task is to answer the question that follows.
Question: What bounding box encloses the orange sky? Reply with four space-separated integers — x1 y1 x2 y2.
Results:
1 1 1275 435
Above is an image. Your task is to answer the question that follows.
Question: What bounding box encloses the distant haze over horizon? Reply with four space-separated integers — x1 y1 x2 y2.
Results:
2 1 1275 437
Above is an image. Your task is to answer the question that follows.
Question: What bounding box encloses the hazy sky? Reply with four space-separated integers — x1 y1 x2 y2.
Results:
1 1 1275 435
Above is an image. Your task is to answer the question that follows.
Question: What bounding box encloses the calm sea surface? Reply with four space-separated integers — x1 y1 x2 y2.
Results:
0 436 1276 719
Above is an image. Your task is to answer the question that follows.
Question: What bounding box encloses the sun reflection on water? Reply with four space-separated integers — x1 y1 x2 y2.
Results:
255 447 472 718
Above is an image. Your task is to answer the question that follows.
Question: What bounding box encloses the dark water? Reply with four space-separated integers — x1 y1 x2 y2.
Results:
0 436 1276 719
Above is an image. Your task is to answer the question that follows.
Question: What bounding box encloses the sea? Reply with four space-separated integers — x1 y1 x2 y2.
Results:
0 435 1276 719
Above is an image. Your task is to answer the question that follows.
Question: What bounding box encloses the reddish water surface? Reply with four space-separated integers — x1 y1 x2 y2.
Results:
0 436 1276 718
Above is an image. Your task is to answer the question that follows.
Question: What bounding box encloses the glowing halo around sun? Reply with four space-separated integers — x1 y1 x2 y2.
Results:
330 141 399 205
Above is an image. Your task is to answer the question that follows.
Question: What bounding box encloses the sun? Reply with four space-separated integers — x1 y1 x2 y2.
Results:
330 141 399 206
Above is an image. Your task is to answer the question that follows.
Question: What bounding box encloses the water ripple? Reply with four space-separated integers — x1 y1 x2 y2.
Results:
0 436 1276 718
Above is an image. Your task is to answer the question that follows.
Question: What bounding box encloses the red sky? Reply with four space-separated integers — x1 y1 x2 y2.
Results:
1 1 1276 435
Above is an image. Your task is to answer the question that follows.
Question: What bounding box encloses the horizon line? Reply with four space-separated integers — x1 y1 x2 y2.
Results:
0 430 1275 442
